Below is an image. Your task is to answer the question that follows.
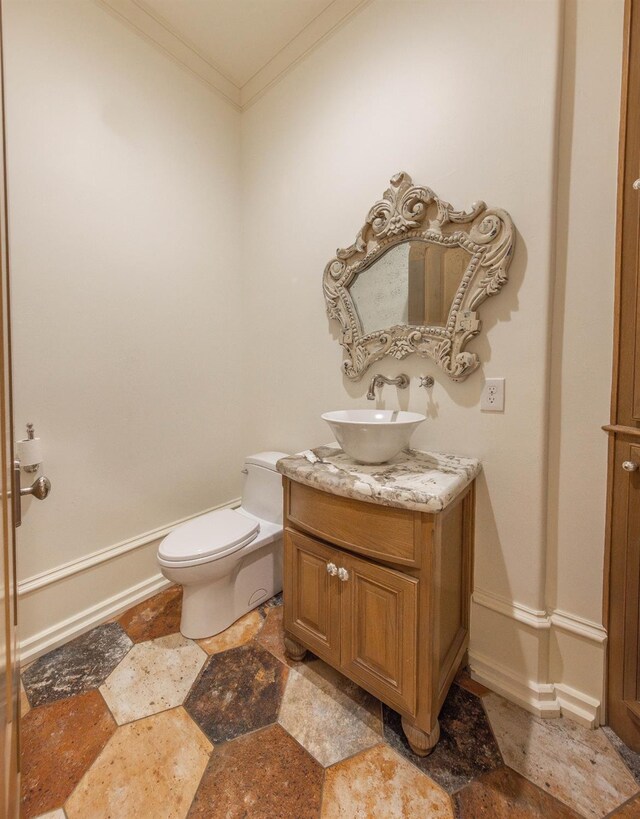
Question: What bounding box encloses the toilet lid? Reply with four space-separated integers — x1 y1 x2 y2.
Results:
158 509 259 563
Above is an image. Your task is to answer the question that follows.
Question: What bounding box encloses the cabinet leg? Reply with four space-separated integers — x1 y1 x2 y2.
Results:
283 635 307 662
401 717 440 757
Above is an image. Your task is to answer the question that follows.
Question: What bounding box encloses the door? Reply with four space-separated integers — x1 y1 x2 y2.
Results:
341 551 418 715
606 0 640 751
283 529 341 665
0 1 19 812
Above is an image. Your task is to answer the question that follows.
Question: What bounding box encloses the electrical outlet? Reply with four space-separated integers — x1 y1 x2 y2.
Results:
481 377 505 412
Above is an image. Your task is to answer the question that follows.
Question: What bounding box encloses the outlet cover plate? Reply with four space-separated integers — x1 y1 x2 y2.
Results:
481 377 505 412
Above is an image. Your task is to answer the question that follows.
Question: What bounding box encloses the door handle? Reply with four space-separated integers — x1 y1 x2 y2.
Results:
12 459 51 527
21 475 51 500
622 460 639 472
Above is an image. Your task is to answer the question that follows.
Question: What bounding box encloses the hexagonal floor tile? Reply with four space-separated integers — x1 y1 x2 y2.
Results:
99 633 206 724
484 693 639 818
22 623 132 708
279 658 382 767
322 743 454 818
453 766 582 818
383 684 502 793
65 707 211 819
184 642 287 743
117 585 182 643
196 609 264 655
21 689 116 817
188 723 323 818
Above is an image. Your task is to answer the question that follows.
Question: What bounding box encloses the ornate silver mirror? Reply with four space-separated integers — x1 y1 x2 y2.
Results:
323 172 515 381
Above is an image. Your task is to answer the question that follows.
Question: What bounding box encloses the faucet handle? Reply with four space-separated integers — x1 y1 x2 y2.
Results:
419 376 434 388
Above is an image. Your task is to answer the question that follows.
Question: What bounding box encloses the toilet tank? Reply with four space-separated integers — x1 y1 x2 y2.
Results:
240 451 288 524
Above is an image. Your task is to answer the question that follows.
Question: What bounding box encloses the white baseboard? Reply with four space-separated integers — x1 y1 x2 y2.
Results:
20 573 172 664
469 590 607 728
554 683 601 728
470 650 602 728
469 649 561 718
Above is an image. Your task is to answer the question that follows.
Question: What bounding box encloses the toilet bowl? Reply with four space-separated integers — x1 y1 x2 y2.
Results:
157 451 288 639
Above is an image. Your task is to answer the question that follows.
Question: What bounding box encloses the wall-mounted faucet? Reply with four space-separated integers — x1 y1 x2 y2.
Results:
366 373 409 400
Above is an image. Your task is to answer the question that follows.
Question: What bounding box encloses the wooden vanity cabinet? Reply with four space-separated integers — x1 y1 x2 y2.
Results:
282 477 475 755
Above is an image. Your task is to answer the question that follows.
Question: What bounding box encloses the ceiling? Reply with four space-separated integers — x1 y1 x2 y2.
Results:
100 0 371 109
143 0 334 87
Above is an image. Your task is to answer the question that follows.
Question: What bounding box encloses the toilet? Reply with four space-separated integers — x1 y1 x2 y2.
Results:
157 451 288 639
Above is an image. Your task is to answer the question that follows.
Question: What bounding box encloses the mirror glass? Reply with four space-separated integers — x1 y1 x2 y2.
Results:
349 240 472 334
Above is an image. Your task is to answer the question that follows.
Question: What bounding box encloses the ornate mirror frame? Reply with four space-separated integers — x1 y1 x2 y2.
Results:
323 172 515 381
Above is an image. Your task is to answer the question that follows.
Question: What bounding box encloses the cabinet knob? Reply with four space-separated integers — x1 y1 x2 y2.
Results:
337 567 349 582
622 460 639 472
634 179 640 190
326 562 338 576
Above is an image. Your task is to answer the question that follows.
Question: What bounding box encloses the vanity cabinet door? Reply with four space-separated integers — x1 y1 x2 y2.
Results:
283 529 341 665
341 552 418 715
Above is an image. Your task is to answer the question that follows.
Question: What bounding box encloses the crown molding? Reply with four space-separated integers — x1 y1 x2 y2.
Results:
240 0 372 109
95 0 372 111
96 0 241 109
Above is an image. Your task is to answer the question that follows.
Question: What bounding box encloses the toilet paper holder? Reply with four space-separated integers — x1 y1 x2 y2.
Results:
18 422 42 473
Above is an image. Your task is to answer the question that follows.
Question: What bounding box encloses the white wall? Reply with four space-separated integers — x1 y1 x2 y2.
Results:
240 0 622 724
4 0 245 656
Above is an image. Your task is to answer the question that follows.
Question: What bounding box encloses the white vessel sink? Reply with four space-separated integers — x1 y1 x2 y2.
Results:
321 409 426 465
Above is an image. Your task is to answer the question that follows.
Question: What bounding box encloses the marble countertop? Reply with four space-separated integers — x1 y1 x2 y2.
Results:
277 445 481 514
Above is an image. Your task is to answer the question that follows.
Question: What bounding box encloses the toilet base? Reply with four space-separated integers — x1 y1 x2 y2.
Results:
169 537 283 640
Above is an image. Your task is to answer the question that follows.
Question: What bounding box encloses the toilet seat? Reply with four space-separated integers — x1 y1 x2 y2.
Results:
158 508 259 567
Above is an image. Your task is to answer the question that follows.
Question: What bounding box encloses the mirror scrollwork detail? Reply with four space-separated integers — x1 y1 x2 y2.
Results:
323 172 515 381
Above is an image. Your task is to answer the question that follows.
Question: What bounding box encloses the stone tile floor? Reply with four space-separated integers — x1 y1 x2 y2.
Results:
19 586 640 818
